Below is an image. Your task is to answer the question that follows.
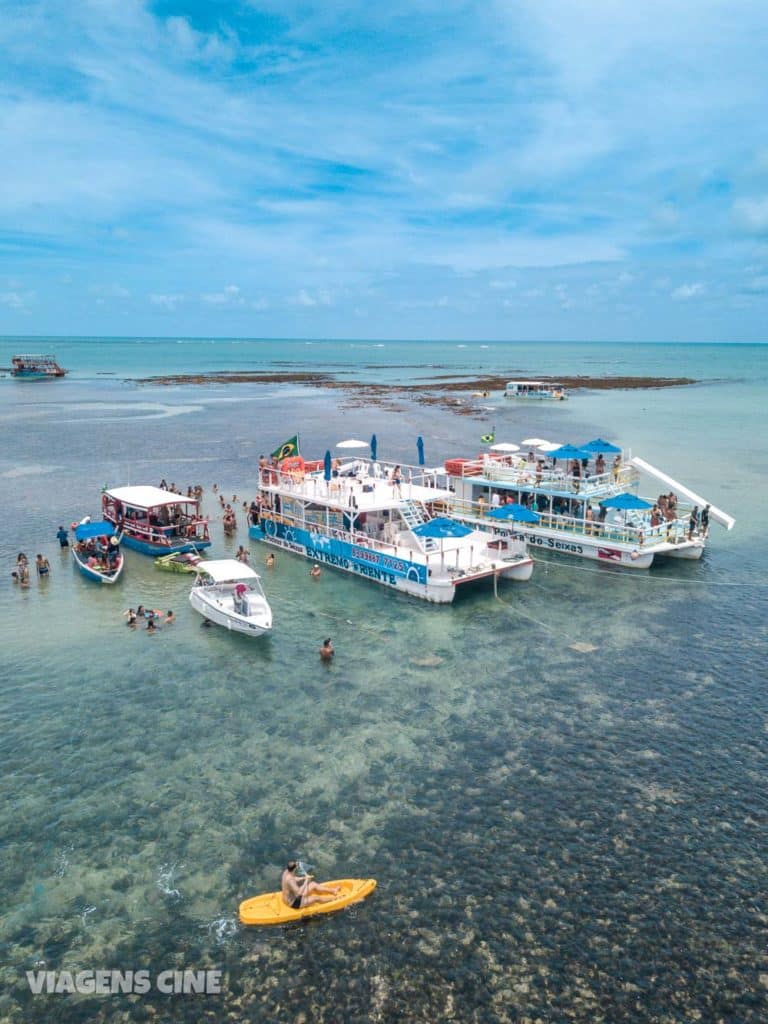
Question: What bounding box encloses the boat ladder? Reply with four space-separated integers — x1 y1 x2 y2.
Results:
400 501 438 550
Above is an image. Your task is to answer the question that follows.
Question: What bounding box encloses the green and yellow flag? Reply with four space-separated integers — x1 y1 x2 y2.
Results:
480 428 495 444
271 435 300 460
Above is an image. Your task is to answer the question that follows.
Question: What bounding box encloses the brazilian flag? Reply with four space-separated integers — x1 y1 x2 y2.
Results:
480 429 495 444
271 435 300 460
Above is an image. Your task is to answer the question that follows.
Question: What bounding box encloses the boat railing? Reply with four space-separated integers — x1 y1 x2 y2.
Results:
260 506 502 574
456 459 637 494
449 499 697 548
116 516 209 544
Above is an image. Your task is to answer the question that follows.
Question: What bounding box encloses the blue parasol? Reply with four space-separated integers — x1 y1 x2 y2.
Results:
324 450 332 482
599 492 653 510
487 503 540 523
416 436 425 466
581 438 622 454
370 434 377 461
412 517 473 539
548 444 591 460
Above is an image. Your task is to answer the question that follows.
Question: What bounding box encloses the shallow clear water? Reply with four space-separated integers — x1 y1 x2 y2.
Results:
0 341 766 1022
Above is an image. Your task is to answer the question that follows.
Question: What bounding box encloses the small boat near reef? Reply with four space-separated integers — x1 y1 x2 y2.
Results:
154 551 206 573
189 559 272 636
444 440 735 569
72 519 124 584
239 878 377 926
11 354 68 379
101 485 211 556
249 449 533 603
504 380 567 400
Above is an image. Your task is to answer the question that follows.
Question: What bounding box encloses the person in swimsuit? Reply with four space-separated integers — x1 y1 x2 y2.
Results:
281 861 340 910
36 554 50 576
56 526 69 548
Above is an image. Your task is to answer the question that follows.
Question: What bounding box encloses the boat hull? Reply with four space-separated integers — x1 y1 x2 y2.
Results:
250 520 526 603
120 533 211 556
250 521 460 602
189 588 271 635
72 550 125 584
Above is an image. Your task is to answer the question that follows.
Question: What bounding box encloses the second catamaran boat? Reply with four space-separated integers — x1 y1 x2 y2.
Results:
445 441 734 570
249 455 533 603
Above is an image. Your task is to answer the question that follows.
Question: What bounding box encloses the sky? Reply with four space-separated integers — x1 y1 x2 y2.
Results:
1 0 768 342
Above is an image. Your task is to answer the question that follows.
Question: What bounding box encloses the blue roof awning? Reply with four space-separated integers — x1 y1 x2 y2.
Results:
412 517 474 539
74 520 117 540
599 493 653 510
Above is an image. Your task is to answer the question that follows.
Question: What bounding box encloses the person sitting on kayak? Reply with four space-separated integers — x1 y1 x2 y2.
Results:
281 861 340 910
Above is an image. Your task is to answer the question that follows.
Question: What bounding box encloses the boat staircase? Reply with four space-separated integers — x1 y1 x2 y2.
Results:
400 500 438 551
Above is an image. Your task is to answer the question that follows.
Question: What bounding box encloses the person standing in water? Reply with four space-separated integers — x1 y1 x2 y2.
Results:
319 637 334 661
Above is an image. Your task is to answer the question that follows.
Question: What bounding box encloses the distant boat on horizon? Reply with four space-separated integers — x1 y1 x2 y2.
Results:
10 353 68 379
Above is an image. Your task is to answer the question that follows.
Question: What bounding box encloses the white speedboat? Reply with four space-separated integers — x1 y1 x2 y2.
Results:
189 560 272 636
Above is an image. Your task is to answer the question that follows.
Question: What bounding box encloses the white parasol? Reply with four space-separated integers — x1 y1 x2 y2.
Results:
490 442 521 452
521 437 549 446
537 441 563 453
335 439 369 449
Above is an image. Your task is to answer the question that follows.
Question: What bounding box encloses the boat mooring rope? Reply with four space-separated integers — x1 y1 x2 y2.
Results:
528 553 767 588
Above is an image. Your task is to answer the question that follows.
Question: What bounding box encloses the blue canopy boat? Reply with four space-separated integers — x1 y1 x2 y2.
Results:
72 520 125 584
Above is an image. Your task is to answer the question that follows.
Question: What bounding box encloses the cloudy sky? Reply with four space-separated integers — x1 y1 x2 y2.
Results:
2 0 767 341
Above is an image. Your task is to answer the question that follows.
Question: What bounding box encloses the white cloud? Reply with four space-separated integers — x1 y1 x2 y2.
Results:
150 293 185 310
671 282 705 301
201 284 244 306
292 288 332 307
741 275 768 294
733 197 768 234
0 290 34 309
93 283 131 299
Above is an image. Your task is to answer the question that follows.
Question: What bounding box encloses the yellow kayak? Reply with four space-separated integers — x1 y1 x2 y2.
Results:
239 878 376 926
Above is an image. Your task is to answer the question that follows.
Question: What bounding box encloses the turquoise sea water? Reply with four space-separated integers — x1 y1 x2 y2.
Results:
0 339 766 1022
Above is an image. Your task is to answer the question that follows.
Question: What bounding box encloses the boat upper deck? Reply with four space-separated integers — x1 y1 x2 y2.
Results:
260 459 452 512
449 454 637 499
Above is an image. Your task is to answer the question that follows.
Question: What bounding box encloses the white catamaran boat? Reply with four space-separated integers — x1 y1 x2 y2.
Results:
445 440 734 570
189 560 273 636
504 380 568 400
249 454 533 603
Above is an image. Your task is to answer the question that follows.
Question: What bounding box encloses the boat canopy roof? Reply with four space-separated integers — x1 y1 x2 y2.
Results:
196 559 260 583
105 485 198 509
74 520 117 540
